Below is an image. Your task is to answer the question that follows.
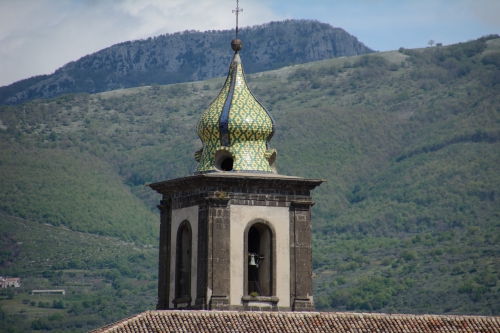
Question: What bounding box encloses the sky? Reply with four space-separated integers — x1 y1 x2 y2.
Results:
0 0 499 87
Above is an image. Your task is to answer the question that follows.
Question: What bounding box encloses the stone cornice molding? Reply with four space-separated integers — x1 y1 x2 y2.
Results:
148 174 325 195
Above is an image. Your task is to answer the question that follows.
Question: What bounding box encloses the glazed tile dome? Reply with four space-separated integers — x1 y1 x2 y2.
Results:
195 50 277 174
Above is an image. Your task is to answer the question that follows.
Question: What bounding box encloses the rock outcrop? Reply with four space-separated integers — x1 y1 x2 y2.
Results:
1 20 374 105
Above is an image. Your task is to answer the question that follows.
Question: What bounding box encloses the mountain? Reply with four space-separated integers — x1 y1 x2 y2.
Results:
1 35 500 331
0 20 374 105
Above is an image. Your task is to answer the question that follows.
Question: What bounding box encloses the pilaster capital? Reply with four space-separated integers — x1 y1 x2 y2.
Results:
157 199 172 212
290 200 315 209
205 196 231 207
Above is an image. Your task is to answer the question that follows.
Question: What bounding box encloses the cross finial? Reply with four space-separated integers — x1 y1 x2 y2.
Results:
232 0 243 38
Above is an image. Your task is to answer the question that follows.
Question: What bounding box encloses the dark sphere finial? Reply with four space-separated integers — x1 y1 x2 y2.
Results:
231 38 242 52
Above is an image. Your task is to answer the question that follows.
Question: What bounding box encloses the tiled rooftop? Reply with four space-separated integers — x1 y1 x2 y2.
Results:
91 310 500 333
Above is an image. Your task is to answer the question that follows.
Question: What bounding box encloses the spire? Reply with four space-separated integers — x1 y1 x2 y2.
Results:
231 0 243 52
194 0 277 174
232 0 243 39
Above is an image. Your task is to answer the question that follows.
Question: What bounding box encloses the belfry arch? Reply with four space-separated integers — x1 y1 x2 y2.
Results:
244 220 276 297
174 220 192 307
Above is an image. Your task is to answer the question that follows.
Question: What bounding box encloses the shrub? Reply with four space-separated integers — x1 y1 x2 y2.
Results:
389 91 411 104
48 312 65 321
48 131 58 141
389 63 399 71
38 301 50 308
482 52 500 68
31 318 51 330
52 299 65 309
399 250 417 261
336 276 347 285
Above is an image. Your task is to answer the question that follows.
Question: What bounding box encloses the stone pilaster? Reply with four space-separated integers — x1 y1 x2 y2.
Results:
156 198 172 310
195 202 208 309
206 197 231 310
290 200 315 311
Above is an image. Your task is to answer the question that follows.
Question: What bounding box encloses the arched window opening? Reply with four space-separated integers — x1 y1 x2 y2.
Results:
214 150 234 171
220 157 233 171
247 224 272 296
175 221 192 302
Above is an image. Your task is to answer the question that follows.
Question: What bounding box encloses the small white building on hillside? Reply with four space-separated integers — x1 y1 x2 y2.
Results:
0 276 21 288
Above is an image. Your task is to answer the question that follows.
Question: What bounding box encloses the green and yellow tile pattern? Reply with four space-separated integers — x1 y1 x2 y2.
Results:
195 53 275 173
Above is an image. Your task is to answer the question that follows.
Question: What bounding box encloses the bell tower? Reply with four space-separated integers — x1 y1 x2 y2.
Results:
149 2 323 311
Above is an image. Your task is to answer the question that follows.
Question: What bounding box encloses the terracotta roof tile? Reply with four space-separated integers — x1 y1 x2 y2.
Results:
90 311 500 333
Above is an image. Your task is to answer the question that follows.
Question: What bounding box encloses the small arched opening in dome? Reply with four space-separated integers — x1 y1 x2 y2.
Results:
215 150 234 172
221 158 233 171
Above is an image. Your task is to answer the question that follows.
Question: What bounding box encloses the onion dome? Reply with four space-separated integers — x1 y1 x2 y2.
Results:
194 39 277 174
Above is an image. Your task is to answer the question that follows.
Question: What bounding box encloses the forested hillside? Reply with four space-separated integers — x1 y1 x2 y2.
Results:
0 215 157 332
0 20 373 105
1 35 499 331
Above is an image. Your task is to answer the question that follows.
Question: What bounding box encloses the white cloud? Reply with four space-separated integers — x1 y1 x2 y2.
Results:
0 0 281 86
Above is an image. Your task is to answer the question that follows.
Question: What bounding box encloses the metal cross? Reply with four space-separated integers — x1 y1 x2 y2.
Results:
232 0 243 38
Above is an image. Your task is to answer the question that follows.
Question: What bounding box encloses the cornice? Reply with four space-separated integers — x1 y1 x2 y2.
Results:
147 174 325 195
